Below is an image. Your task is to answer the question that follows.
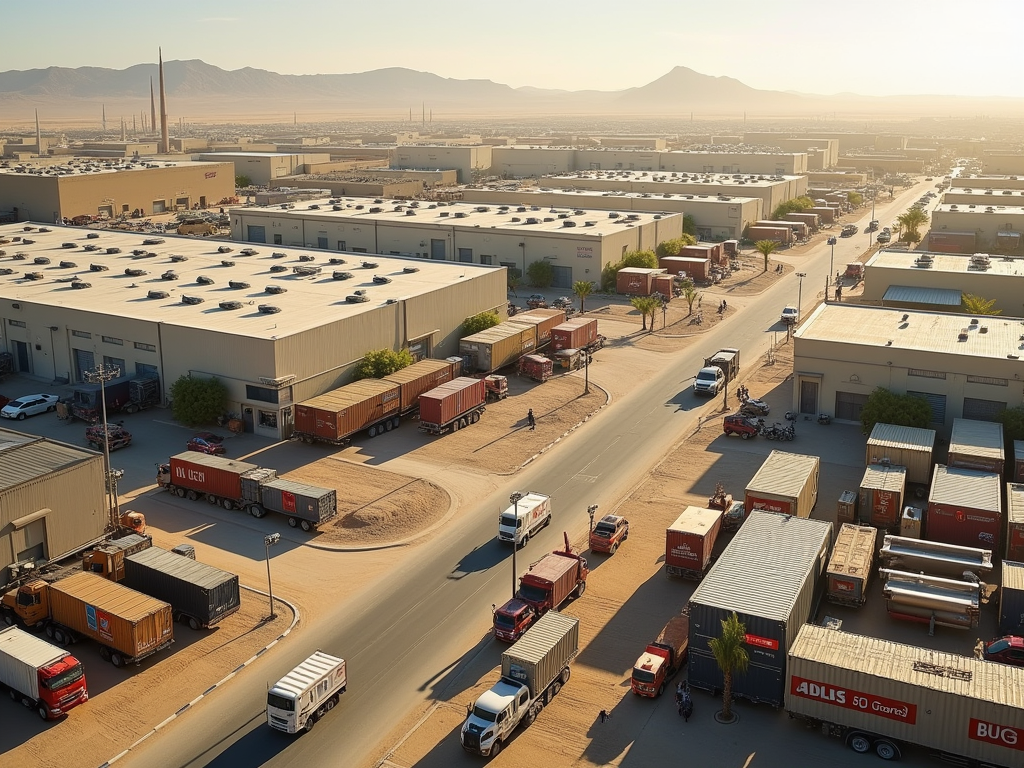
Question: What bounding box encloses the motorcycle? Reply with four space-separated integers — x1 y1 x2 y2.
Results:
818 413 832 425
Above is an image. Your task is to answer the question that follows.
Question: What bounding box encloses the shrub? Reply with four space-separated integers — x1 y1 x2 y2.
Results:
353 348 414 380
169 375 228 427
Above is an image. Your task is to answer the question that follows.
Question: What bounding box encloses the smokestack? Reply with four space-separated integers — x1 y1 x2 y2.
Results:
150 77 157 135
121 117 126 142
158 48 169 153
133 115 137 135
35 109 41 154
102 104 107 132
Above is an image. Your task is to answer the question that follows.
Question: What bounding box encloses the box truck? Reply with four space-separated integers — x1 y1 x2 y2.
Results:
665 506 722 579
462 612 579 758
631 611 689 698
0 625 88 720
497 492 552 547
266 650 346 734
744 451 819 518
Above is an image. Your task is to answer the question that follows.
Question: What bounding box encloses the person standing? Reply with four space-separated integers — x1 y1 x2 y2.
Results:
527 409 536 430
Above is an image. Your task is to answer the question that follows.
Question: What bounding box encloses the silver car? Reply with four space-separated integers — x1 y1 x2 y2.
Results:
0 393 60 420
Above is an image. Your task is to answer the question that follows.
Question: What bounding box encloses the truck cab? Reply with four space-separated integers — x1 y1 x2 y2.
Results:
631 645 673 697
497 492 551 547
1 581 50 627
461 680 529 757
34 650 88 719
492 599 536 643
693 366 725 396
484 375 508 401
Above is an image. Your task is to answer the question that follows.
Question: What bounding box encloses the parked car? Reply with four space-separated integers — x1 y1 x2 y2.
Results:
589 515 629 554
187 432 226 455
982 636 1024 667
526 294 548 309
780 306 799 324
86 423 132 452
0 393 59 420
875 231 891 244
739 398 770 416
723 413 760 439
840 224 858 237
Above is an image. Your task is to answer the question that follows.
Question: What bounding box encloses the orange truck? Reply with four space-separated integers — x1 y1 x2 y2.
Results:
631 611 689 697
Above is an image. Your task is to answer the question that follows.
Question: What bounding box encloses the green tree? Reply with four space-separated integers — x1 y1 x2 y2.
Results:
961 294 1001 316
859 388 932 434
754 239 780 272
353 348 414 379
708 612 749 722
526 259 554 288
997 406 1024 442
656 236 697 259
234 175 252 188
507 273 523 297
770 196 816 220
681 282 699 315
572 280 594 313
462 311 500 336
600 261 620 292
621 249 659 269
629 295 660 332
847 191 864 207
169 375 227 427
897 208 929 243
682 214 698 237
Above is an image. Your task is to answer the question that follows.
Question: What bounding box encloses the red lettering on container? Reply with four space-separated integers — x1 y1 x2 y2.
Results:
744 633 779 651
281 491 296 513
790 676 917 724
970 719 1024 751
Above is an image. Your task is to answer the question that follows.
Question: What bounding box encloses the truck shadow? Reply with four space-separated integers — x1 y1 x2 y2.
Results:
450 539 508 577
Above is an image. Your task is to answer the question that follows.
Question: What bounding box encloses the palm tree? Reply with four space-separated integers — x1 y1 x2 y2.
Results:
754 240 780 272
508 274 523 298
962 293 1001 315
897 208 929 243
629 296 660 331
681 283 699 316
708 612 749 722
572 280 594 313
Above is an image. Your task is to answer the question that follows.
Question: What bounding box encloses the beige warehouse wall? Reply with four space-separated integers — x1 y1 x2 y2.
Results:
0 174 61 221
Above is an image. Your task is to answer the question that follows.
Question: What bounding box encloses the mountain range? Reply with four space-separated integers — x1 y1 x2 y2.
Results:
1 60 1021 122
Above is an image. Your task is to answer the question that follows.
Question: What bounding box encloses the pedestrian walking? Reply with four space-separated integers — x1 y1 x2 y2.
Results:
599 709 610 723
527 409 536 430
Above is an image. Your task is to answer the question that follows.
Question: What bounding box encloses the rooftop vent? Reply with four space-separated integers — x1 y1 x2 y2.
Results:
333 271 353 280
181 295 204 305
170 254 188 262
23 272 43 281
373 275 392 284
125 268 148 277
106 247 121 254
298 254 316 262
257 305 281 314
197 276 214 285
21 239 35 245
361 261 378 269
0 268 12 276
148 290 169 299
228 281 250 290
142 238 164 246
161 271 178 280
61 242 77 249
83 244 100 252
220 260 235 267
292 265 321 276
86 233 100 239
265 285 287 294
369 207 383 214
333 205 343 211
90 263 109 272
219 301 243 310
269 265 287 273
240 248 259 256
403 266 419 274
405 209 416 216
217 246 233 254
563 221 576 228
608 212 620 218
59 261 76 269
33 257 50 265
271 252 287 259
328 257 346 265
439 211 450 217
70 280 91 289
346 294 370 303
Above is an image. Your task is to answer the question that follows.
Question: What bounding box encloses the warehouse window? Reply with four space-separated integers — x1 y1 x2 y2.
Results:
480 255 493 265
967 375 1008 386
134 342 156 352
7 319 25 328
907 391 946 426
273 234 283 245
963 397 1006 422
246 385 279 404
72 330 91 339
458 248 473 263
102 336 123 345
337 240 347 251
908 368 946 380
258 410 278 428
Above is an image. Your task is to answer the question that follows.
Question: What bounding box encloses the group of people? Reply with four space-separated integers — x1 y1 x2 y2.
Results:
676 681 693 722
736 385 750 402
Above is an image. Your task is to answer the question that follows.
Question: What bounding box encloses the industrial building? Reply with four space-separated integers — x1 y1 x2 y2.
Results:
0 222 506 440
941 187 1024 205
458 186 762 241
739 134 840 169
195 152 331 185
0 159 234 222
983 154 1024 176
930 203 1024 254
793 303 1024 430
392 145 492 183
0 429 107 582
860 250 1024 316
952 175 1024 191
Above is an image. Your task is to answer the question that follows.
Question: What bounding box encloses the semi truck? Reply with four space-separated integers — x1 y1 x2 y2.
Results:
787 623 1024 766
493 535 588 642
0 625 88 720
497 492 552 548
1 571 173 668
418 377 487 435
266 650 346 734
631 611 689 697
462 611 579 758
70 375 159 422
157 453 337 531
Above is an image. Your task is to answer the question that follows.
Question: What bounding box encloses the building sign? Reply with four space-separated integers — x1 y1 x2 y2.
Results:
790 676 917 724
576 245 594 259
969 719 1024 751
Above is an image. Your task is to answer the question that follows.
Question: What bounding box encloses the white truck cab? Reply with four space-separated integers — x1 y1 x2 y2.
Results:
462 680 530 757
497 492 552 547
267 651 346 734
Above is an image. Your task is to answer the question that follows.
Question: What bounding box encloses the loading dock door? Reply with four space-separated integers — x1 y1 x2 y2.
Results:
247 225 267 243
907 391 947 427
12 340 30 372
834 391 868 421
962 397 1006 422
552 266 572 290
430 239 446 260
73 349 95 382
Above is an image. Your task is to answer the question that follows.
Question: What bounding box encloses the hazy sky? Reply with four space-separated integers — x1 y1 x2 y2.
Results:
3 0 1022 97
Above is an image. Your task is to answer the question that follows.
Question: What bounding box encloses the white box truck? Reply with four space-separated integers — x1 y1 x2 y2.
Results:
266 651 346 734
461 611 579 758
497 492 552 548
0 625 88 720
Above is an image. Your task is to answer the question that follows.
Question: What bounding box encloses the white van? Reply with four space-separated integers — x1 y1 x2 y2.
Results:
267 651 347 734
497 492 552 547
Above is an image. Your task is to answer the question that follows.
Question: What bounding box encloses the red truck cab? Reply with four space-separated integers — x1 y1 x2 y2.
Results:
631 613 689 697
982 636 1024 667
492 599 536 642
37 651 88 718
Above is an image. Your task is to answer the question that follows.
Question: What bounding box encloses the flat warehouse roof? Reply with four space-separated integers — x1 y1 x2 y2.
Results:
795 303 1024 359
0 159 228 178
545 170 802 188
868 250 1024 276
236 197 678 237
464 186 759 205
0 223 498 340
936 203 1024 214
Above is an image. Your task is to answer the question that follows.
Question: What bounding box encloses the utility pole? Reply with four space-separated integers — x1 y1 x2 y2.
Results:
509 492 523 600
588 505 598 536
796 272 807 323
264 533 281 619
85 362 122 529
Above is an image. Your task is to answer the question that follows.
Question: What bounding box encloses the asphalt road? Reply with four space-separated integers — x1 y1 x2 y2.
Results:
122 183 933 768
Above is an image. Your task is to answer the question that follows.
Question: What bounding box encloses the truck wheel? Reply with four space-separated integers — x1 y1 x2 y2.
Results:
249 505 266 518
2 611 13 626
609 543 617 554
110 653 125 668
470 412 480 424
489 740 501 757
288 517 298 528
174 487 186 498
188 617 201 631
221 498 233 510
451 419 460 432
560 667 571 685
459 417 468 429
524 707 537 727
52 629 67 646
207 494 219 505
187 490 199 501
519 534 528 548
37 703 50 721
324 697 336 711
741 432 750 440
657 682 665 697
368 424 378 438
9 689 18 702
577 580 587 597
875 741 900 760
303 714 316 733
300 520 313 532
544 515 551 529
44 624 55 639
847 733 872 754
99 646 112 661
385 420 393 432
550 681 562 699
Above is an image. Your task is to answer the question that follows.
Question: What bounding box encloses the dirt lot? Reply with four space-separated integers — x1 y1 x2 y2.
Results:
3 593 291 768
283 458 451 546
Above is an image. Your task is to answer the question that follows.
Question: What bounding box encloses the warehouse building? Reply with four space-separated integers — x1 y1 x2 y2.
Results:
941 187 1024 206
0 160 235 222
195 152 331 185
489 147 808 177
930 203 1024 254
0 222 506 440
952 175 1024 191
740 135 840 169
392 145 492 183
230 197 682 289
269 174 424 198
792 303 1024 430
458 186 762 240
0 429 107 584
860 250 1024 315
983 154 1024 176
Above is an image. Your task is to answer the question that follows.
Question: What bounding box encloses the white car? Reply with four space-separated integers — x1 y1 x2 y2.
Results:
1 394 60 420
781 307 799 324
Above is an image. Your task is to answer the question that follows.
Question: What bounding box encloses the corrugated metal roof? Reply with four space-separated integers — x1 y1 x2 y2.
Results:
299 378 399 411
128 547 236 590
503 611 578 665
827 524 877 578
928 465 1001 513
689 511 832 621
53 571 169 622
1004 560 1024 591
0 625 65 668
170 452 259 474
264 478 334 499
1008 484 1024 525
882 285 961 306
867 423 936 452
461 322 531 345
273 651 344 698
950 418 1004 459
791 624 1024 706
868 249 1024 277
381 358 454 386
668 506 722 535
861 463 907 491
0 438 95 492
746 451 820 499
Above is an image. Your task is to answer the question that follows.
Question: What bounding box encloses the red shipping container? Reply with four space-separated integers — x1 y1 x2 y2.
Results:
658 256 709 280
418 377 486 428
508 308 566 345
616 268 659 295
926 465 1002 551
551 318 598 351
518 354 552 382
168 453 258 499
294 379 401 442
383 359 459 414
1007 483 1024 562
651 275 674 298
859 464 906 529
665 506 723 579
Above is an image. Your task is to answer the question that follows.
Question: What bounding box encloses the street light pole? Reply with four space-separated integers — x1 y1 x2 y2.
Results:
509 492 523 600
583 347 590 396
85 362 121 530
796 272 807 323
827 236 837 288
264 533 281 619
587 504 598 536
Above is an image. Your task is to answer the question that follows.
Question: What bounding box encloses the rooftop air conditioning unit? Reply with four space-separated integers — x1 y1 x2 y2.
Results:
258 305 281 314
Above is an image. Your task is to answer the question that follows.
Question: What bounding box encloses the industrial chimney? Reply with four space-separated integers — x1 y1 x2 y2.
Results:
158 48 169 153
150 77 157 136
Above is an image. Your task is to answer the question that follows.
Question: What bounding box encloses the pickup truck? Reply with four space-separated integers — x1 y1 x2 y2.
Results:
693 347 740 396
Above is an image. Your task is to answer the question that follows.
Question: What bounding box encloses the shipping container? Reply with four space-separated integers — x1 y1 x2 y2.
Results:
947 418 1005 475
167 453 259 500
859 464 906 529
518 354 552 382
755 220 808 238
651 275 674 299
900 506 922 539
258 479 337 529
616 267 663 296
809 207 836 223
550 318 599 352
665 506 723 579
47 571 173 664
836 490 858 524
1006 483 1024 562
687 512 832 707
865 423 935 485
418 377 487 434
1000 560 1024 634
124 547 240 629
787 624 1024 766
681 243 723 264
785 212 820 230
879 535 993 580
459 322 537 373
745 451 819 518
382 359 459 415
294 378 402 443
746 226 793 245
500 611 580 699
926 465 1002 550
1015 440 1024 482
826 524 876 607
508 308 566 346
658 256 709 281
